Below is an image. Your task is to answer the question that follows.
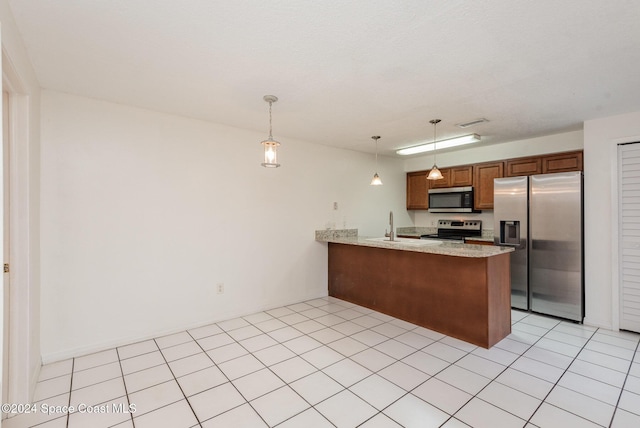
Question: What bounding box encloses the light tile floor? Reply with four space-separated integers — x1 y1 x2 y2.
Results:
5 297 640 428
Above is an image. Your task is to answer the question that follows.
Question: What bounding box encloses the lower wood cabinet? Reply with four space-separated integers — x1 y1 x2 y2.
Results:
465 239 494 246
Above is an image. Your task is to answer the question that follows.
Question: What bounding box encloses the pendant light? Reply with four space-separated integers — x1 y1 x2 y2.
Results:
370 136 383 186
427 119 444 180
261 95 281 168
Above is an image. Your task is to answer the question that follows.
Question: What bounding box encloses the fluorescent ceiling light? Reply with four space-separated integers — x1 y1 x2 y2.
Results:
396 134 481 156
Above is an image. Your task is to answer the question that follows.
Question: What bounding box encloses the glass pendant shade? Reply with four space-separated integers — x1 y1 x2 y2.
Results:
371 172 383 185
261 138 280 168
427 165 444 180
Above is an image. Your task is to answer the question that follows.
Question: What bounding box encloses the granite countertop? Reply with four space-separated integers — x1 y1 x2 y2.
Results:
315 230 513 258
464 236 494 243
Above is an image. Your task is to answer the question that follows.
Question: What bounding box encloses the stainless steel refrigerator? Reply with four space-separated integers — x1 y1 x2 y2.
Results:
493 172 584 322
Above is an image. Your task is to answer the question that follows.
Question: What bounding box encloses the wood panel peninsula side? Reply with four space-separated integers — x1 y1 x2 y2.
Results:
316 232 513 348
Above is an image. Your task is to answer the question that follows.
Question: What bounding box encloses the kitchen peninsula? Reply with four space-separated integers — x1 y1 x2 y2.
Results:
316 230 514 348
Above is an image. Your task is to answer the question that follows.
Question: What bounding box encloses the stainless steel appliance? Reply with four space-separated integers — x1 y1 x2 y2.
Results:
421 219 482 243
428 187 478 213
494 172 584 322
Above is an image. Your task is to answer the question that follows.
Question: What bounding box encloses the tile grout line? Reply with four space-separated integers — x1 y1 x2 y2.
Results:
607 338 640 427
476 317 566 426
354 334 475 427
406 332 501 427
437 315 563 426
66 358 74 428
522 323 601 427
225 298 406 426
229 299 521 427
263 300 473 426
360 308 638 423
243 319 354 425
151 337 203 428
184 330 276 428
273 299 408 427
209 312 343 428
363 314 540 426
114 347 136 428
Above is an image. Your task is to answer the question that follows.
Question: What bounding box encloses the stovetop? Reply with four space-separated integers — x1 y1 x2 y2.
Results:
420 219 482 241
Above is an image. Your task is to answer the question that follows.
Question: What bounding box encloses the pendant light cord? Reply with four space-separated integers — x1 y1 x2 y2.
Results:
372 136 381 171
433 120 437 163
268 101 274 140
430 119 441 162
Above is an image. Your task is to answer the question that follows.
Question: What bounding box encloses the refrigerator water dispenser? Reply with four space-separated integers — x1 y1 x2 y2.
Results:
500 221 520 245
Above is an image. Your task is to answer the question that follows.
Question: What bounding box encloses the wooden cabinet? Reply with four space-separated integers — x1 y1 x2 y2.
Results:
451 166 474 187
405 151 582 211
506 157 542 177
474 162 504 210
406 170 429 210
542 151 583 173
328 242 511 348
465 239 494 246
506 151 583 176
428 168 451 189
429 165 473 189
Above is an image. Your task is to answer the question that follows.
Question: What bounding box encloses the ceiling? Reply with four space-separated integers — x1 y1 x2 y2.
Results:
8 0 640 156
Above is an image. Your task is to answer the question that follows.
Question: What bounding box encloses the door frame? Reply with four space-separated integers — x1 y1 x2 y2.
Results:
2 47 36 407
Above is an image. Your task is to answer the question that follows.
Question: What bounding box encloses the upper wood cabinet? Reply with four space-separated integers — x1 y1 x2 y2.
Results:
429 165 473 189
506 157 542 177
406 170 429 210
542 151 583 173
474 162 504 210
428 168 451 189
506 151 583 176
405 150 583 210
451 166 474 187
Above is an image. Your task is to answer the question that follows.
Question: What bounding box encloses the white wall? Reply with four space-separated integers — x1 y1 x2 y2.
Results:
40 90 408 362
405 131 584 229
584 111 640 329
1 0 42 403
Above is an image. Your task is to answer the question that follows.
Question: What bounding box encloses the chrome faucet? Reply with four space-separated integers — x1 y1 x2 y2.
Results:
385 210 395 241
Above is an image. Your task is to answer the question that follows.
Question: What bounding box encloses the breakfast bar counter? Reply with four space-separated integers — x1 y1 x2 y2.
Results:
316 231 513 348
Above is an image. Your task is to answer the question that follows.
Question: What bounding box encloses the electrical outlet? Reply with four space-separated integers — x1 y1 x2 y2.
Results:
216 283 224 294
333 202 338 210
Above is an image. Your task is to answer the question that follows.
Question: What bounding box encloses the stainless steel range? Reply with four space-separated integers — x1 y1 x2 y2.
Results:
421 219 482 243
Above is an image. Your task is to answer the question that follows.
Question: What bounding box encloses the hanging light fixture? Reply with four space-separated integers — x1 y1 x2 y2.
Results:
370 136 383 186
261 95 281 168
427 119 444 180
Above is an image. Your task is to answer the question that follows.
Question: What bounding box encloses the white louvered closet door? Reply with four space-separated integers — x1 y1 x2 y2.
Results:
619 142 640 332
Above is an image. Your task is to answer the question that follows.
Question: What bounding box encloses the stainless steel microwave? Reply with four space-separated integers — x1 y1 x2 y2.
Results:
428 186 478 213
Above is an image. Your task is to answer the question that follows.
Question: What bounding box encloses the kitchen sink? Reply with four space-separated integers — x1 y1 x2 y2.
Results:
365 237 442 246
